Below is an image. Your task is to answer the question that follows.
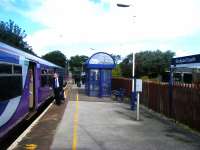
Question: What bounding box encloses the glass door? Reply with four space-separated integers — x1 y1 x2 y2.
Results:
89 69 100 96
101 69 111 96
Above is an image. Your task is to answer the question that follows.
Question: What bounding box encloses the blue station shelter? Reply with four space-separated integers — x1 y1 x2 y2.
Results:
84 52 115 97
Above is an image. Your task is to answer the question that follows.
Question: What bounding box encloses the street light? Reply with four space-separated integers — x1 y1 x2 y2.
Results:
116 3 131 7
116 3 136 22
117 3 136 110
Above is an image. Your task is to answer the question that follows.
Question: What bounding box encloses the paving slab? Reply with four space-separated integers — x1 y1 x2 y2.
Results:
11 86 200 150
51 88 200 150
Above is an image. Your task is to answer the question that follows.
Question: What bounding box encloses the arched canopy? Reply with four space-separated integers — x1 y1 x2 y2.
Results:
85 52 115 69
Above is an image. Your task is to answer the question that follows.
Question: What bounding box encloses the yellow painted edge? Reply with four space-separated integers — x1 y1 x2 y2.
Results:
72 93 79 150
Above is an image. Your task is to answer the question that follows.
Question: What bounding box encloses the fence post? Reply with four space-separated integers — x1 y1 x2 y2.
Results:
169 67 173 118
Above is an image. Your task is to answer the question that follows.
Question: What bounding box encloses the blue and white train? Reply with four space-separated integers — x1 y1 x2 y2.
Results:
0 42 65 139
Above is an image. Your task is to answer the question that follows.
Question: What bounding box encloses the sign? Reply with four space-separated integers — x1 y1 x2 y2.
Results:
136 79 142 92
172 54 200 65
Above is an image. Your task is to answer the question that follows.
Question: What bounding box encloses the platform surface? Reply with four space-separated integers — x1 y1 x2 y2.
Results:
13 86 200 150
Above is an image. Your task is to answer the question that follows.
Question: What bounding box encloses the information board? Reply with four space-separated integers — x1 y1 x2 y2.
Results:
136 79 142 92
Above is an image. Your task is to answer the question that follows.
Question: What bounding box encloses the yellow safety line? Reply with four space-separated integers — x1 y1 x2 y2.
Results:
25 144 37 150
72 93 79 150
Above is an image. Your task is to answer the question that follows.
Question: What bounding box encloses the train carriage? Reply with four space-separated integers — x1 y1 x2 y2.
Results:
0 42 64 139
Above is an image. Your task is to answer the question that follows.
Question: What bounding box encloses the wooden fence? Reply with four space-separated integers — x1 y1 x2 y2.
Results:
112 77 132 96
112 77 200 132
172 83 200 131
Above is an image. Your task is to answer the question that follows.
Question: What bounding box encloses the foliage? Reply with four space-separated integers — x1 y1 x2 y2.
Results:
112 64 121 77
135 50 175 77
69 55 89 77
119 53 133 78
42 51 67 68
0 20 35 55
140 76 149 80
110 54 121 64
120 50 175 78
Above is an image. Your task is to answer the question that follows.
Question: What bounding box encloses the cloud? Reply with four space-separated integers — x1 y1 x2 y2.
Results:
22 0 200 57
0 0 42 14
175 50 195 57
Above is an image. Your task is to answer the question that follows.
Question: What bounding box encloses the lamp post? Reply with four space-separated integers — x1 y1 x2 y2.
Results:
131 52 136 110
117 3 131 7
117 3 136 110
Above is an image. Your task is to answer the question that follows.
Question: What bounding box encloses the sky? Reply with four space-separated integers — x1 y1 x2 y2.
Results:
0 0 200 59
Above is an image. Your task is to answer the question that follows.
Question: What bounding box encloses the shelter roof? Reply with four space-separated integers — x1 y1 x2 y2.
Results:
85 52 115 69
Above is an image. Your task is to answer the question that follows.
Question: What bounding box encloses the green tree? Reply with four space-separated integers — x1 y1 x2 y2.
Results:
69 55 88 80
42 51 67 68
69 55 89 81
69 55 88 72
69 55 89 77
112 64 121 77
120 50 175 78
120 53 133 78
111 54 121 64
135 50 175 78
0 20 35 55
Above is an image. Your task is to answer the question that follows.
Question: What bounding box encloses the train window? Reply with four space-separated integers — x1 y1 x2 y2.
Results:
47 75 53 86
41 69 47 74
0 76 22 101
14 65 22 74
0 64 12 74
41 75 46 87
0 63 22 101
40 68 54 87
48 69 54 74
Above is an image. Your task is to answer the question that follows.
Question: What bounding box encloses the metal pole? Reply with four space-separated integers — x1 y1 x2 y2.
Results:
132 52 135 91
136 92 140 120
131 52 136 110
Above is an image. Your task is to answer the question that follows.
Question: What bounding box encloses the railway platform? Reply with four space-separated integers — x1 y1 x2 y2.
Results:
10 85 200 150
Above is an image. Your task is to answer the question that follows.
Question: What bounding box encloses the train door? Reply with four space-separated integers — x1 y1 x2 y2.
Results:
28 62 36 111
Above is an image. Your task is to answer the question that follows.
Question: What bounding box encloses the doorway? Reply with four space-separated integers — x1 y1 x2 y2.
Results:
101 69 112 96
28 62 36 111
88 69 112 97
89 69 100 96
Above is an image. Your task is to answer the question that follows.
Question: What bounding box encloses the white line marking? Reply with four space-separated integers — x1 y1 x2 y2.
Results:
7 101 54 150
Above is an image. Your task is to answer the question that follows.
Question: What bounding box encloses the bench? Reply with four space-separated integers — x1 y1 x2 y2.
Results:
112 88 125 102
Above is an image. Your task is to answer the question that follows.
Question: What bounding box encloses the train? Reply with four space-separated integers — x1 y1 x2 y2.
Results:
0 42 66 139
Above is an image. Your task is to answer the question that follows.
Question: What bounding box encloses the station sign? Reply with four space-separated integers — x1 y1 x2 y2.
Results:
172 54 200 65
